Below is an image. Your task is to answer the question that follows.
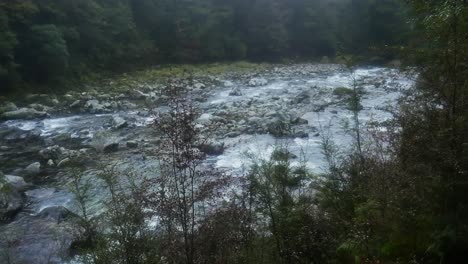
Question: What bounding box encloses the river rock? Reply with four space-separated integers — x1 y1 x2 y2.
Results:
25 162 41 176
0 172 23 219
291 117 308 125
5 175 31 192
193 83 205 89
293 91 310 104
37 206 74 223
29 103 52 112
0 207 78 264
199 142 225 155
126 141 138 148
84 99 105 113
292 130 309 138
103 142 119 153
70 100 81 108
0 102 18 113
39 145 77 162
1 108 48 120
57 158 70 168
248 78 268 87
229 88 243 96
112 115 128 129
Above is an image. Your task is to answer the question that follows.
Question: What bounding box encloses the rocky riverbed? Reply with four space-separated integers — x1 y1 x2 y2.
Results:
0 63 415 263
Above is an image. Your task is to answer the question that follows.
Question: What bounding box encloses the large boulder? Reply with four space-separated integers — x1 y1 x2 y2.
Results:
0 206 78 264
1 108 48 120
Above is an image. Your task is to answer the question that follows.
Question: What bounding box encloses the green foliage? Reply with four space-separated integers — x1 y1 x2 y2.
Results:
25 24 69 82
0 0 410 94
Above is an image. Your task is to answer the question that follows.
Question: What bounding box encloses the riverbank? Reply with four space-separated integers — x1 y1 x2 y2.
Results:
0 62 414 263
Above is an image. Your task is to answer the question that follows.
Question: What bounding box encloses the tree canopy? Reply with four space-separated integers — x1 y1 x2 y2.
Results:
0 0 409 93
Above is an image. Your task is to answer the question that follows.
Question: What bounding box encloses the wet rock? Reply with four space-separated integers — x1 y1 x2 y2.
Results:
0 172 23 219
267 119 291 137
37 206 74 223
293 91 310 104
50 98 60 106
5 175 31 192
0 102 18 113
248 78 268 87
0 208 78 264
84 99 105 113
29 103 52 112
47 159 55 167
126 141 138 148
229 88 243 96
292 130 309 138
226 131 241 138
120 100 138 110
199 142 225 155
103 142 119 153
291 117 308 125
69 100 81 108
112 115 128 129
25 162 41 176
193 83 205 89
57 158 70 168
39 145 78 162
1 108 48 120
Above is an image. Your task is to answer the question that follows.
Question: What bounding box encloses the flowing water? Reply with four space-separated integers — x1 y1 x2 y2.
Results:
0 64 415 263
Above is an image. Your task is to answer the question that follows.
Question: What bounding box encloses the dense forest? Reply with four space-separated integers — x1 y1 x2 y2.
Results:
0 0 468 264
0 0 409 93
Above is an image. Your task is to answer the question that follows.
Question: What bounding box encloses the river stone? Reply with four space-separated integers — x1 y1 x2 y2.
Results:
37 206 74 223
70 100 81 108
193 83 205 89
0 208 78 264
57 158 70 168
126 141 138 148
103 142 119 153
293 91 310 104
1 108 48 120
292 130 309 138
85 99 105 113
25 162 41 176
0 172 23 219
0 102 18 113
226 131 241 138
199 142 225 155
29 103 51 112
248 78 268 87
112 115 128 129
291 117 308 125
229 88 243 96
5 175 31 192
